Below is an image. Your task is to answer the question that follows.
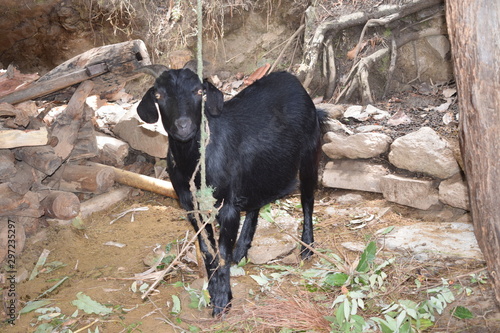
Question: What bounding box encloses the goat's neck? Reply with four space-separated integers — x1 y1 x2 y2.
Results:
168 132 201 173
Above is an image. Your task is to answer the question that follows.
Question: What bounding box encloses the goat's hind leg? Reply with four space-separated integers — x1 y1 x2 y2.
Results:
298 141 320 259
233 209 260 263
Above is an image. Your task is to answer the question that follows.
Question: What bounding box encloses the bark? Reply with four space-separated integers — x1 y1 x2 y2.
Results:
446 1 500 305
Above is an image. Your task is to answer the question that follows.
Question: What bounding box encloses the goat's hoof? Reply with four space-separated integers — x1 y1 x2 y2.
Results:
212 302 231 317
232 252 247 265
300 245 314 260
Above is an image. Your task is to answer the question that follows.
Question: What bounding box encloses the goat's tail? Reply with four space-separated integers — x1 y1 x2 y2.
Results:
316 108 330 135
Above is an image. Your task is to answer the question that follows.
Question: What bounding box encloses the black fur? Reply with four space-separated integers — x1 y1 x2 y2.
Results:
137 68 327 316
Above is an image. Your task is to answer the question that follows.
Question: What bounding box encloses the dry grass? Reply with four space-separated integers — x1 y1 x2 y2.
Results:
218 288 332 332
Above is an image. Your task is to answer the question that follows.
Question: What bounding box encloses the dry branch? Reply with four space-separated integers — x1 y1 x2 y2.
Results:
87 162 178 199
80 187 131 219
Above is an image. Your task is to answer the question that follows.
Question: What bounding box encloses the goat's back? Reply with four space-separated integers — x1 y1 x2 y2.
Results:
206 71 320 210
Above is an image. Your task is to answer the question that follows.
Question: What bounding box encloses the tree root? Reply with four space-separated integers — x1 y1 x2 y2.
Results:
300 0 444 95
335 27 446 104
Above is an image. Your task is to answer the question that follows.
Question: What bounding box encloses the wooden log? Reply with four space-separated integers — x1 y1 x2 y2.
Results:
51 163 115 194
40 191 80 220
0 64 108 105
0 101 37 128
6 161 36 195
80 187 132 219
14 145 62 175
88 162 178 199
0 126 48 149
38 40 151 99
91 133 129 167
51 80 94 160
0 65 39 99
68 118 99 161
0 149 16 180
0 183 43 218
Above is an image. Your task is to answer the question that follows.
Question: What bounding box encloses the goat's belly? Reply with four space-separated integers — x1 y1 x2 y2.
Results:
237 175 298 211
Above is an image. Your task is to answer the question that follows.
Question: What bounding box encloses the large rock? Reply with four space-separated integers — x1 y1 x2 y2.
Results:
380 174 440 210
322 160 389 193
112 105 169 158
322 132 392 159
439 173 470 210
388 127 460 179
247 214 300 264
377 222 483 263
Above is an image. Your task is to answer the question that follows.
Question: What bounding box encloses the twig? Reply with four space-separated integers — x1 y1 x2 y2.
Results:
109 206 149 224
74 319 100 333
141 220 211 300
348 13 400 72
269 24 305 73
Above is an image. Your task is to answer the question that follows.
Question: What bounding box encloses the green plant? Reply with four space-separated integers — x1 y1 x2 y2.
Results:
317 241 469 333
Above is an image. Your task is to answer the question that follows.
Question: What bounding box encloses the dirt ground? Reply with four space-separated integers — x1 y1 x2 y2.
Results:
1 1 499 332
4 184 500 332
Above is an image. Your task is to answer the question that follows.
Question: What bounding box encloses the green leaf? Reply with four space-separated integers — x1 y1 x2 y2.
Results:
171 295 181 314
33 323 54 333
250 273 269 286
71 292 112 315
20 300 52 314
230 265 246 277
419 318 434 330
259 204 274 223
379 226 395 235
452 306 474 319
324 272 349 287
356 241 377 273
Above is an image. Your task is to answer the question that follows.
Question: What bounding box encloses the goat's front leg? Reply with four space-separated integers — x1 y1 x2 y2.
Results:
233 209 260 263
209 204 240 316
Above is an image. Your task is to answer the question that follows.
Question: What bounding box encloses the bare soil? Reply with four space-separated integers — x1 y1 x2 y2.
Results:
1 1 499 332
4 184 500 332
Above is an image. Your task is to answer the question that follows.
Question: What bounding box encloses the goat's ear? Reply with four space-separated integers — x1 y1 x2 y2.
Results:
203 80 224 116
137 87 159 123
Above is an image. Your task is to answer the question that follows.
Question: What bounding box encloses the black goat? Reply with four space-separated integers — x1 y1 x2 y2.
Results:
137 65 326 316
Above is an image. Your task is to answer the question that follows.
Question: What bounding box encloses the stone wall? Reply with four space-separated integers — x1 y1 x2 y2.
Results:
320 104 469 213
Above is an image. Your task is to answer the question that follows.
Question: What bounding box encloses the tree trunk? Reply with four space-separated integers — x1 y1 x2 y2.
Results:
446 2 500 305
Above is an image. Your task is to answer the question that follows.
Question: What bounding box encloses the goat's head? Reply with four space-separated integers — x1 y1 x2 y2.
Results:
137 65 224 142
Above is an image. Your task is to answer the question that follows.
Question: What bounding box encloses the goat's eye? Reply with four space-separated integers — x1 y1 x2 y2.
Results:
196 89 203 96
154 92 161 100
